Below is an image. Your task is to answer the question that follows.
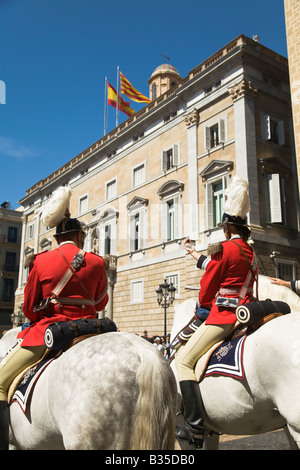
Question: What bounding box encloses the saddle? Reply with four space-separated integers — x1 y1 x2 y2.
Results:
171 300 291 380
194 313 283 382
8 317 118 412
44 317 117 351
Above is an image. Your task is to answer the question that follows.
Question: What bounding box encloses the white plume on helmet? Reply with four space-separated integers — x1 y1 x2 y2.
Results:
223 175 250 220
36 186 72 228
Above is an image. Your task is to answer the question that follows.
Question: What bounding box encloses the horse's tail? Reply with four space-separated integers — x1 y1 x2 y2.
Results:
130 341 177 450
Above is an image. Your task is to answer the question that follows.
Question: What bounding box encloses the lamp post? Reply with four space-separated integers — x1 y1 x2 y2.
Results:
156 279 176 337
11 303 26 328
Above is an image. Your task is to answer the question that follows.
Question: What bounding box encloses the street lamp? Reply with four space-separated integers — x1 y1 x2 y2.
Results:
156 279 176 336
11 303 26 328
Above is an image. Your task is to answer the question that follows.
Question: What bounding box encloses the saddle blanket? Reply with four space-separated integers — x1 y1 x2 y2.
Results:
9 332 99 414
195 335 247 382
10 355 56 413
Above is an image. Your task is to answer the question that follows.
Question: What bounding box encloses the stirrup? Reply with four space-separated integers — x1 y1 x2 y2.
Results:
176 425 204 449
175 425 190 441
192 433 204 449
185 425 204 449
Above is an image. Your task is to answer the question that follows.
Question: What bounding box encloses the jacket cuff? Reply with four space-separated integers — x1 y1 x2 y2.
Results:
197 255 210 271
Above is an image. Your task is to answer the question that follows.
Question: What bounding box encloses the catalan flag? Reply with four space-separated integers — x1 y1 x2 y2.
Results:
107 82 135 117
120 71 151 103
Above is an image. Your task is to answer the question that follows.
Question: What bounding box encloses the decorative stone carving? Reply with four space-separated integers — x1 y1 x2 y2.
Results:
92 237 99 255
185 108 199 127
228 78 258 102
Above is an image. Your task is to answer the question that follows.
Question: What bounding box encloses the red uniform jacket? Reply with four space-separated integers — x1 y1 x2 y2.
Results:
18 243 109 347
199 237 258 325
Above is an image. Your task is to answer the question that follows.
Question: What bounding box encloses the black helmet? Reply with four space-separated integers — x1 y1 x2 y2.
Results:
54 217 84 239
219 212 247 227
218 213 251 240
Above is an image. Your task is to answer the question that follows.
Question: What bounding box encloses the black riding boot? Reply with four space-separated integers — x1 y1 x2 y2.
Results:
0 401 9 450
177 380 205 449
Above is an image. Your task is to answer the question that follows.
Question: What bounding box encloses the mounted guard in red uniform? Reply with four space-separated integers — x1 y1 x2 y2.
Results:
0 187 108 449
175 176 258 448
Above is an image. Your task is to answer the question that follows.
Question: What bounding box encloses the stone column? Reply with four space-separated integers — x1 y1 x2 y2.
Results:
229 79 260 227
99 255 117 320
185 108 199 239
17 214 26 289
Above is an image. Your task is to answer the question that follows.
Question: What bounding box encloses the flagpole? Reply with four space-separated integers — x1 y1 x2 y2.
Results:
104 77 107 135
116 65 119 127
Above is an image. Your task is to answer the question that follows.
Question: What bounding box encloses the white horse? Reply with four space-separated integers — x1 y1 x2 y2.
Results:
171 274 300 450
0 330 177 450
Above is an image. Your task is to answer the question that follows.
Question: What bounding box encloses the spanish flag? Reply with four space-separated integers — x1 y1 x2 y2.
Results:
120 71 151 103
107 82 135 117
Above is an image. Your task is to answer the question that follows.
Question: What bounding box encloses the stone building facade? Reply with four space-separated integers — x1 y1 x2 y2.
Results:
284 0 300 198
15 34 300 336
0 204 22 330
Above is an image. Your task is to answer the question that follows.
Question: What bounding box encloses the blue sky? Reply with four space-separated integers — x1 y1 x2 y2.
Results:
0 0 288 209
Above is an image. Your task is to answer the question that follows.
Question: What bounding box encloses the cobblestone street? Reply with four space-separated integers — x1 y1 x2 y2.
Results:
175 429 290 450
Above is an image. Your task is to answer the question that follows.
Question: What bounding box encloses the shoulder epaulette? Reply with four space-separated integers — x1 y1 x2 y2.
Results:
102 255 110 271
23 250 48 269
207 242 223 257
24 253 36 269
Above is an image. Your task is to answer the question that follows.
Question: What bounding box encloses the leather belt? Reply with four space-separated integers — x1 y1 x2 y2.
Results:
219 288 253 295
51 297 95 307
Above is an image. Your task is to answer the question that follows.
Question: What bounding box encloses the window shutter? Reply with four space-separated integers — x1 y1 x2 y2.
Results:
205 127 211 150
110 219 117 254
206 183 214 228
173 144 179 166
139 208 148 249
278 120 285 145
262 114 271 140
268 173 282 223
161 201 168 242
129 214 136 251
219 118 225 143
280 176 287 225
133 164 145 186
98 223 106 256
174 195 182 239
162 151 168 172
131 280 144 303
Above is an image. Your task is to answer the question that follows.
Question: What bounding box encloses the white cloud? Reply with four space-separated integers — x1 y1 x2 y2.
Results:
0 135 37 159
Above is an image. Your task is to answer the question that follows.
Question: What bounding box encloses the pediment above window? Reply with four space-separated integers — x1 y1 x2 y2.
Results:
260 155 292 174
157 180 184 199
127 196 149 210
100 208 119 221
200 160 233 181
40 238 52 250
24 246 34 256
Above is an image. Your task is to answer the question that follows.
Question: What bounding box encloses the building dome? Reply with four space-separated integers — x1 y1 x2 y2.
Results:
148 63 182 100
150 63 181 78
